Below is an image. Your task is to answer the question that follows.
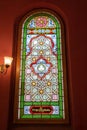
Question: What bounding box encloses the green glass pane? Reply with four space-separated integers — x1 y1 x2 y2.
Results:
21 82 24 92
58 59 61 70
58 72 62 79
22 51 26 55
22 114 33 118
58 55 61 60
57 41 60 50
20 109 24 117
22 55 26 60
42 115 51 119
24 102 32 106
59 110 63 117
51 114 61 119
51 102 59 106
33 115 41 118
20 96 24 102
20 102 24 108
59 89 62 96
21 73 25 81
33 102 42 105
42 102 51 105
59 96 63 102
59 101 63 110
23 38 26 48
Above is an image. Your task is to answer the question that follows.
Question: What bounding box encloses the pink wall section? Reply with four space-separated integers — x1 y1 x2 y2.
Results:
0 0 87 130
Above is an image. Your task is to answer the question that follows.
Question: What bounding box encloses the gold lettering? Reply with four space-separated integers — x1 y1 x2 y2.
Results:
32 107 51 113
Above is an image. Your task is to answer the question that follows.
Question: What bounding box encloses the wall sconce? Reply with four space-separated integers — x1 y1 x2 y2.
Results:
0 57 13 74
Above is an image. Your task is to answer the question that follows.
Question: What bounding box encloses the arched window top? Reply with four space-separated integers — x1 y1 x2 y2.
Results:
23 12 61 28
14 10 69 124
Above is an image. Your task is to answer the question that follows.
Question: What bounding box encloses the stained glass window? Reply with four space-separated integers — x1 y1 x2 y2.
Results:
14 11 69 124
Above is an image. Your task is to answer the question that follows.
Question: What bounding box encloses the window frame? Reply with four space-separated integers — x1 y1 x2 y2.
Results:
13 9 69 124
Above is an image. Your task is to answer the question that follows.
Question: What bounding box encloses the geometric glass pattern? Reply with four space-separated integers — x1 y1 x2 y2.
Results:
18 13 65 120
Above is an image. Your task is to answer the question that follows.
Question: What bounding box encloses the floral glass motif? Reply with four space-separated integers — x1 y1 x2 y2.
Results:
18 14 65 119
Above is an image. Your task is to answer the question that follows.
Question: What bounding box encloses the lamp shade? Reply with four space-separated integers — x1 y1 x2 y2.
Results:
4 57 13 66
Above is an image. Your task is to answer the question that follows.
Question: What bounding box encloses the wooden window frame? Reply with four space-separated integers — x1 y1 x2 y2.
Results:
12 9 69 124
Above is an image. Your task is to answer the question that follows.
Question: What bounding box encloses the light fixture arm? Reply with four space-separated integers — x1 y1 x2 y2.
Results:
0 57 13 74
